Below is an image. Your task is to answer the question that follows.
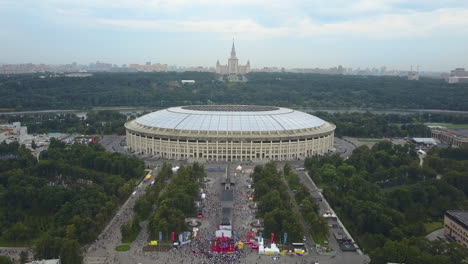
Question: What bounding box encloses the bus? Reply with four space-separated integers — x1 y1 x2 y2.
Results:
143 173 152 183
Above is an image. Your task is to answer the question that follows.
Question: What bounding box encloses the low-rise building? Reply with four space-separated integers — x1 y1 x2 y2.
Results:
431 128 468 148
444 210 468 248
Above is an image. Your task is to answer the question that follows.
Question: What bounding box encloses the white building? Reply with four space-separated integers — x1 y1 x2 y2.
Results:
216 42 250 75
125 105 335 161
448 68 468 83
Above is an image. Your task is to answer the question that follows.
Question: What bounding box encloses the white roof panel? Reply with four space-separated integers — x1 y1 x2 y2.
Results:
135 105 326 132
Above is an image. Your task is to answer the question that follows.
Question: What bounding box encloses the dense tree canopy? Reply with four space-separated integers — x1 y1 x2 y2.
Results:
148 163 205 241
305 143 468 263
0 140 145 263
283 163 329 242
0 110 129 135
252 162 304 242
314 112 431 138
1 72 467 111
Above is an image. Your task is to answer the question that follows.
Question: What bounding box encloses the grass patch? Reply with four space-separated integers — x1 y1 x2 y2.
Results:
312 232 327 245
357 138 383 142
115 245 130 251
425 123 468 129
121 227 140 243
121 217 141 243
424 221 443 234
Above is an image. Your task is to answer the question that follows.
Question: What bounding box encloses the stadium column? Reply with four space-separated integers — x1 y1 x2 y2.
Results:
139 135 142 153
270 141 273 160
250 141 253 160
145 136 148 154
260 141 263 160
196 140 199 160
331 133 335 150
153 136 155 155
288 140 291 160
226 141 228 161
177 139 180 159
206 141 208 160
296 139 300 158
231 141 234 161
133 134 137 152
216 140 219 161
305 138 308 157
240 141 243 162
186 140 189 160
159 138 162 157
168 138 171 158
279 141 282 161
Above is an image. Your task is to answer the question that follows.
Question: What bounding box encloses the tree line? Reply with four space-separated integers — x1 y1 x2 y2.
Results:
1 72 468 111
305 142 468 263
283 163 329 243
313 112 431 138
147 163 205 241
252 162 304 243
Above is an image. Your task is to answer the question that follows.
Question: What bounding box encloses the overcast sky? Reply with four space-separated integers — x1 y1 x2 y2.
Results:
1 0 468 70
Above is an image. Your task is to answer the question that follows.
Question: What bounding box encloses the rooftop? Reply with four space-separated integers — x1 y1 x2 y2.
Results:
446 210 468 227
134 105 327 132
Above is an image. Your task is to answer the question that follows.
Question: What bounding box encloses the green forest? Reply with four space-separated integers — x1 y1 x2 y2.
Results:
1 72 467 111
313 112 431 138
305 143 468 263
1 111 130 135
252 162 304 242
0 140 145 263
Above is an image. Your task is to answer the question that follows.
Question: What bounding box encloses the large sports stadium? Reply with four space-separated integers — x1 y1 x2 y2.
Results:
125 105 335 161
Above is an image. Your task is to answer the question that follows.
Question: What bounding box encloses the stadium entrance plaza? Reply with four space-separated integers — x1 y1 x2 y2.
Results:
84 152 368 264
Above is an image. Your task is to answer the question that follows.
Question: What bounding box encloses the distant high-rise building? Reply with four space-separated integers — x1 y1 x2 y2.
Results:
408 65 420 81
216 41 250 75
448 68 468 83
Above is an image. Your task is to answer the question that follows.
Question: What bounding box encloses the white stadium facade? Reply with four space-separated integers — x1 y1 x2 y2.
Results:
125 105 335 161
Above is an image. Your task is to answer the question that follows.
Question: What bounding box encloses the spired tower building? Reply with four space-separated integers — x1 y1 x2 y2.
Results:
216 41 250 75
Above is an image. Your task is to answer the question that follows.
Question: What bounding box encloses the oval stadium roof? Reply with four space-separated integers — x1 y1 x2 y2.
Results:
134 105 326 132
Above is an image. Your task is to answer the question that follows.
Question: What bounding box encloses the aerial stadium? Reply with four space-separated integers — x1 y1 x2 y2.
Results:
124 105 335 161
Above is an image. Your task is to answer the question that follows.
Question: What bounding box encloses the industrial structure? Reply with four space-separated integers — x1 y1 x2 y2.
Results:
125 105 335 161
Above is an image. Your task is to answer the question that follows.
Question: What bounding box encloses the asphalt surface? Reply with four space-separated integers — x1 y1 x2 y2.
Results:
84 167 158 264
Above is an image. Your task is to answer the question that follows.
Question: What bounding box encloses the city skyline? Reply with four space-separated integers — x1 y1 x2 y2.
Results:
1 0 468 71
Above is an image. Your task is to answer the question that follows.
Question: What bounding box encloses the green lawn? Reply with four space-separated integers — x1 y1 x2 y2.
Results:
121 227 141 244
425 123 468 129
357 138 384 142
115 245 131 251
424 221 443 234
312 232 327 245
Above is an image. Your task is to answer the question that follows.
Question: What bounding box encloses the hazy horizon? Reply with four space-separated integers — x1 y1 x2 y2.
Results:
1 0 468 71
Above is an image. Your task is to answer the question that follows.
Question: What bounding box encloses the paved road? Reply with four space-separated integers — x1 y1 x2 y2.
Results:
334 137 356 158
426 228 445 241
296 171 370 264
84 167 158 264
